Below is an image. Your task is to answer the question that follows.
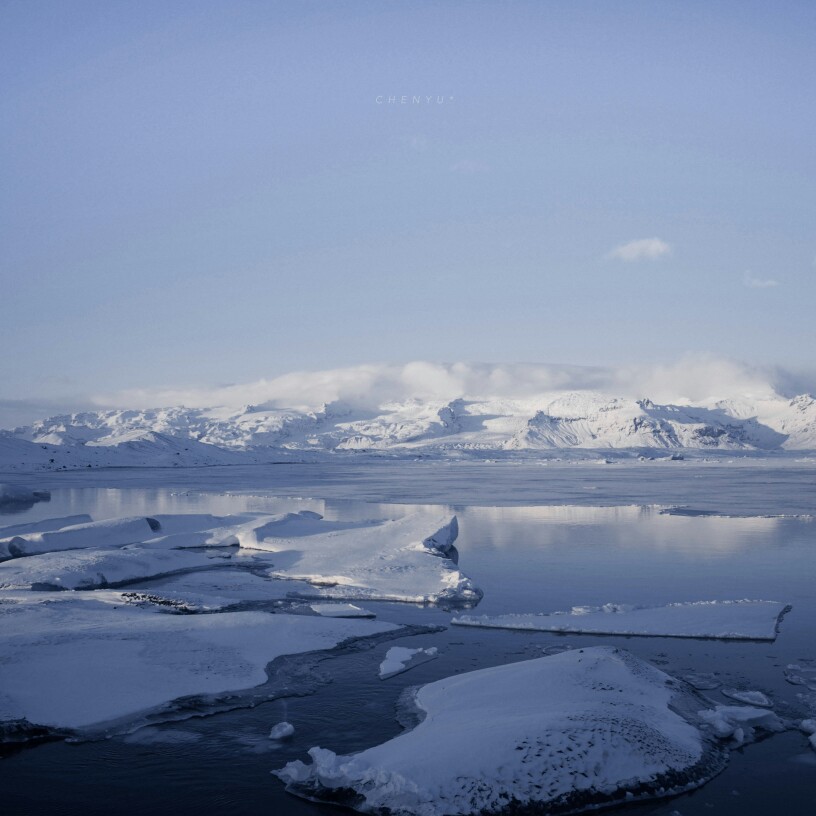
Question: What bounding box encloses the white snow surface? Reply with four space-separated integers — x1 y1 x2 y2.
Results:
378 646 438 680
0 594 396 730
275 646 719 816
452 600 789 641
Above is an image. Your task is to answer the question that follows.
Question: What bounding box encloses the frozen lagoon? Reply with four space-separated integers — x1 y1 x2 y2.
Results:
1 460 815 814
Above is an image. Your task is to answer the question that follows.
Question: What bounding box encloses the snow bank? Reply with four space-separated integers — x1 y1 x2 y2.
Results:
240 512 479 605
452 600 789 641
276 647 724 815
378 646 438 680
0 598 396 731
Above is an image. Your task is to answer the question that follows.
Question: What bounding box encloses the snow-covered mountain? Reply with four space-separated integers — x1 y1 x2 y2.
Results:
2 390 815 471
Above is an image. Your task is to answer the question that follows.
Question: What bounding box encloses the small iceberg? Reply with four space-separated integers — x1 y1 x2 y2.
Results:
379 646 438 680
269 721 295 740
276 647 735 815
452 600 790 641
698 705 783 745
309 603 375 618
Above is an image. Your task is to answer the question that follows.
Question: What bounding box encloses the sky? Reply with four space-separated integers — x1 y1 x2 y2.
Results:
1 1 815 425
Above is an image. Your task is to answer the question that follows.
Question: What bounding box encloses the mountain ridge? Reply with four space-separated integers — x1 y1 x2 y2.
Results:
1 390 815 471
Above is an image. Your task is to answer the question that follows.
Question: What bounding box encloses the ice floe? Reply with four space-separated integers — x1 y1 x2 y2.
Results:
238 512 480 605
310 603 375 618
0 516 159 558
720 688 772 707
0 545 234 590
800 720 816 751
276 646 728 815
452 600 789 641
698 705 783 745
378 646 438 680
269 721 295 740
0 596 397 732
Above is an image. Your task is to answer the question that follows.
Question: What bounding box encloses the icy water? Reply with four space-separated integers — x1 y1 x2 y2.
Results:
1 462 815 815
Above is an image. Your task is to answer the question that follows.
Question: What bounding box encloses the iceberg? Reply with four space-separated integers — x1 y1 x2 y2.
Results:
452 600 790 641
276 647 729 815
269 721 295 740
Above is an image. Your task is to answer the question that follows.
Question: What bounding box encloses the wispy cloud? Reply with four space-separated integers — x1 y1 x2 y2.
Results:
607 238 671 261
743 272 779 289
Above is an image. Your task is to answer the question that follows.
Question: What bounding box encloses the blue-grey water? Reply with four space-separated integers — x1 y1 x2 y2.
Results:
1 462 815 814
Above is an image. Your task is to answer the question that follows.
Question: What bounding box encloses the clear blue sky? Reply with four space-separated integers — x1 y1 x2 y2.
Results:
1 0 814 418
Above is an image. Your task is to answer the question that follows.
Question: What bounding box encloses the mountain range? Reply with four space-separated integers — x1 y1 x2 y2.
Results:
2 390 815 471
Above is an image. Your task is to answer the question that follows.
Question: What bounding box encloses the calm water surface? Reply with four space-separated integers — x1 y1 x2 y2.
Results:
1 468 815 815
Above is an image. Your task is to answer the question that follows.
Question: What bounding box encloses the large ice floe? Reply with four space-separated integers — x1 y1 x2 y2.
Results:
235 511 480 605
0 510 478 604
452 600 790 641
0 591 397 733
276 646 747 815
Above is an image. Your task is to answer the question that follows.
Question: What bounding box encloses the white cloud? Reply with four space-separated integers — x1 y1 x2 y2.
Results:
743 272 779 289
91 357 784 413
607 238 671 261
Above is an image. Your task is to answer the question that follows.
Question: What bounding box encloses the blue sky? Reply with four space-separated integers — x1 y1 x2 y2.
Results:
1 1 814 421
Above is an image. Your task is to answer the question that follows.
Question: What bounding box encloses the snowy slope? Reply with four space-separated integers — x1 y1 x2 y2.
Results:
3 388 816 470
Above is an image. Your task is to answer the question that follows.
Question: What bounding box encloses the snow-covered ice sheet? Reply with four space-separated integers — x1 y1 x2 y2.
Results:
0 545 240 590
0 516 159 558
378 646 438 679
238 512 480 605
0 597 397 731
0 514 92 539
452 600 790 641
276 646 727 815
